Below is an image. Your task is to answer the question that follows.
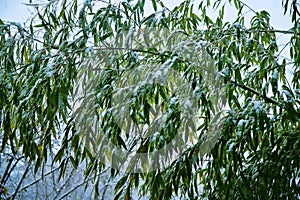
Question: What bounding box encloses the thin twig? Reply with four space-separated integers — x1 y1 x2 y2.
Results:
277 41 291 57
1 156 25 185
18 166 60 193
53 167 76 200
238 0 256 14
56 168 109 200
0 158 13 185
10 162 31 200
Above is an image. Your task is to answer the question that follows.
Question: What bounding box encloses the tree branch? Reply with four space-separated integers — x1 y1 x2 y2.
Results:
231 79 282 107
10 162 31 200
53 167 76 200
249 29 300 36
57 168 109 200
239 0 256 14
17 166 60 193
1 156 25 185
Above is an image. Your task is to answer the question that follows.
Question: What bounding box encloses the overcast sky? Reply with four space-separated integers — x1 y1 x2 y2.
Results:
0 0 293 66
0 0 292 29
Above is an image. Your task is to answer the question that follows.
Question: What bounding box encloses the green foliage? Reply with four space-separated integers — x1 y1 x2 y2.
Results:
1 0 300 199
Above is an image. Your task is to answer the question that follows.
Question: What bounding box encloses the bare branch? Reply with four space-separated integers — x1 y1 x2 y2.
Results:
57 168 109 200
10 162 31 200
18 166 60 193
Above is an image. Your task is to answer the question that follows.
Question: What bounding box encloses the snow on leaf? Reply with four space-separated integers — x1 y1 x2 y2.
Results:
170 97 178 105
45 63 54 77
252 100 264 114
272 69 279 80
237 119 248 127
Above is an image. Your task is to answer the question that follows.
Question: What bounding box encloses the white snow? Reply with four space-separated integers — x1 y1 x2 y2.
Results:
170 97 178 105
152 70 162 79
45 63 54 77
272 69 279 80
184 99 192 109
252 101 263 113
237 119 248 127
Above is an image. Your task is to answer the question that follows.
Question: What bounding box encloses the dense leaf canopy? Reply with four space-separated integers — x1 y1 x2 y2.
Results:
0 0 300 199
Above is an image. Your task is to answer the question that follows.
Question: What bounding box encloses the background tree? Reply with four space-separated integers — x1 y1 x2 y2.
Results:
0 0 300 199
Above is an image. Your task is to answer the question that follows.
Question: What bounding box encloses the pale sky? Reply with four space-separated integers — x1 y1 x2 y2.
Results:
0 0 292 30
0 0 293 64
